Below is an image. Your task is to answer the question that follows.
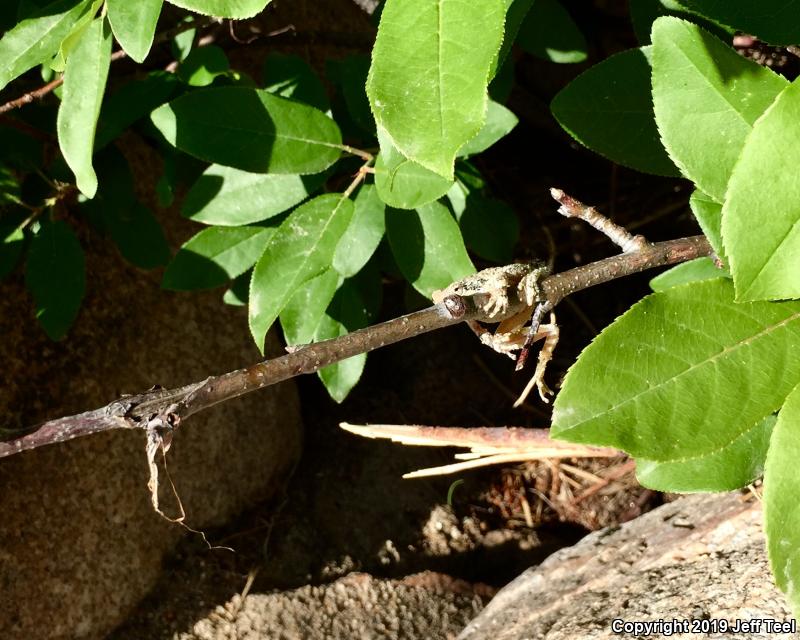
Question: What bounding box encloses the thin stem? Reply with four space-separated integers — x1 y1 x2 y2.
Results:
551 187 649 253
339 144 374 162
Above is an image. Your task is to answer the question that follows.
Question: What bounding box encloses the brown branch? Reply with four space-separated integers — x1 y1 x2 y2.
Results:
0 233 713 459
338 424 621 478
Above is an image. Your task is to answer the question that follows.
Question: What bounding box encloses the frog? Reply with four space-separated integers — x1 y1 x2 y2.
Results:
432 262 558 403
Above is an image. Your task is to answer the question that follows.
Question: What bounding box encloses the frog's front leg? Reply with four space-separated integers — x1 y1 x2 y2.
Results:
478 308 530 358
517 264 550 307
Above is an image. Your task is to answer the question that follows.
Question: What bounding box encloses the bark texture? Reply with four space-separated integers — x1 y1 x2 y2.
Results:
458 492 793 640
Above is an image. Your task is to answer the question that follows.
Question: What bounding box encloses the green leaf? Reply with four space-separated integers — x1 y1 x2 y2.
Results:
488 54 515 104
56 17 112 198
517 0 587 64
327 55 374 135
108 202 170 269
164 0 270 19
262 53 329 112
151 87 342 174
177 45 230 86
386 200 474 298
48 0 102 73
374 128 453 210
680 0 800 45
25 220 85 340
636 413 775 492
163 225 275 291
722 80 800 302
316 278 376 403
491 0 534 77
78 146 169 269
0 0 91 92
223 270 250 306
332 185 386 278
280 268 340 345
629 0 733 45
551 47 679 177
0 165 21 206
95 72 181 150
689 189 725 260
649 257 728 292
248 193 355 352
106 0 162 63
551 279 800 461
182 164 324 226
367 0 506 178
651 17 788 202
446 181 518 263
457 100 517 157
171 19 195 61
765 383 800 612
0 212 26 279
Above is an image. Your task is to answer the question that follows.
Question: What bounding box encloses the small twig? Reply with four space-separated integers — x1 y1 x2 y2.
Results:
0 78 64 116
551 187 649 253
342 158 374 199
340 144 374 163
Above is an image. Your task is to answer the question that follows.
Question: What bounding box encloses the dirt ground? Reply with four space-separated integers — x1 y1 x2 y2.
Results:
108 327 654 639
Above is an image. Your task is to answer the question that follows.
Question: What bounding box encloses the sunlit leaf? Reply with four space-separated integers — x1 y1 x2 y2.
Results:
689 189 725 260
56 16 112 198
317 270 382 402
651 17 788 201
248 194 354 352
649 257 727 291
374 128 453 210
637 413 775 491
106 0 162 63
177 44 230 86
280 268 340 346
457 100 517 157
447 180 518 263
367 0 505 178
164 0 270 19
764 384 800 614
163 225 275 290
182 164 324 226
386 200 474 298
0 0 91 91
332 185 386 278
552 279 800 461
151 87 342 174
722 80 800 301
